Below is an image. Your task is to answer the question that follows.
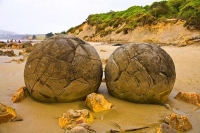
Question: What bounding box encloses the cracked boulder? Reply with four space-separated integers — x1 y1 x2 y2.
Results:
24 35 102 102
105 43 176 104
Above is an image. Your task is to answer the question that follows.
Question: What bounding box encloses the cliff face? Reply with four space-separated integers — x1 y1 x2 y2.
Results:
68 20 200 46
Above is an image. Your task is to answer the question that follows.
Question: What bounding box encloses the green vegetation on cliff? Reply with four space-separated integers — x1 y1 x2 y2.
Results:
67 0 200 36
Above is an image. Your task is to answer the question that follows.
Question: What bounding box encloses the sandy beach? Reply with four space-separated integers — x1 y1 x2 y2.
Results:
0 43 200 133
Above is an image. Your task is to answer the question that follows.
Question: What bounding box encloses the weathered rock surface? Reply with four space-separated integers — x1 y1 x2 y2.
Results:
33 43 40 49
12 86 26 103
175 92 200 106
24 35 102 102
85 93 113 112
0 103 23 124
105 43 176 104
164 113 192 132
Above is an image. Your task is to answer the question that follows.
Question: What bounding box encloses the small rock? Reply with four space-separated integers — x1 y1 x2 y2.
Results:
0 103 23 124
156 123 177 133
100 49 106 52
164 113 192 132
11 58 25 63
12 87 26 103
112 43 123 46
175 92 200 106
67 109 81 118
85 93 113 112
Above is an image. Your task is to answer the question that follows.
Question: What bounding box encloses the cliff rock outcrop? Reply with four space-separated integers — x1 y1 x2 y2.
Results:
69 20 200 46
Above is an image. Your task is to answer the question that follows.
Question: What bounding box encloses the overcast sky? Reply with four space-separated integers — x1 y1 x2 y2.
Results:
0 0 158 34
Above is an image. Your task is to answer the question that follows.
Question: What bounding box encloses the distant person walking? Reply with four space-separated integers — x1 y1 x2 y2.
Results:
18 40 21 43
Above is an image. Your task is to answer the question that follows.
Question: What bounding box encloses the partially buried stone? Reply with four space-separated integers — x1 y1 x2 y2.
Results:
85 93 113 112
12 86 26 103
105 43 176 104
24 35 102 102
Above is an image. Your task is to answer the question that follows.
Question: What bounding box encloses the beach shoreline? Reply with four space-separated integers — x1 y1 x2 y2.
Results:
0 43 200 133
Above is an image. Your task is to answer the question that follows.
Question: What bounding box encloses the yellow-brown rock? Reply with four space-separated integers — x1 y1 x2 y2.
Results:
100 49 106 52
59 113 69 129
0 103 23 124
12 86 26 103
58 109 93 129
175 92 200 106
164 113 192 132
85 93 113 112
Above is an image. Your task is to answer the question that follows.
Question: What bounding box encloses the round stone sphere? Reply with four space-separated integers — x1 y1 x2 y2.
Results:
24 35 102 102
105 43 176 104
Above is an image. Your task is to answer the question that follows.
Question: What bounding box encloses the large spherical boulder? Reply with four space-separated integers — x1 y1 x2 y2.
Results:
105 43 176 104
24 35 102 102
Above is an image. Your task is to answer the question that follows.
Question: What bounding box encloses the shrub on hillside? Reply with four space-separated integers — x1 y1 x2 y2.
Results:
149 1 172 18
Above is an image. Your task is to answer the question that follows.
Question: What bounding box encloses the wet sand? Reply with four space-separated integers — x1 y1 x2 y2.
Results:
0 43 200 133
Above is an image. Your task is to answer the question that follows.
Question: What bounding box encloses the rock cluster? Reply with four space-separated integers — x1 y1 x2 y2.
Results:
24 35 102 102
105 43 176 104
0 50 16 56
59 109 95 132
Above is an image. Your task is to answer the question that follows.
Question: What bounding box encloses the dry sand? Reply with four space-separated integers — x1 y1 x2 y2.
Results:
0 43 200 133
